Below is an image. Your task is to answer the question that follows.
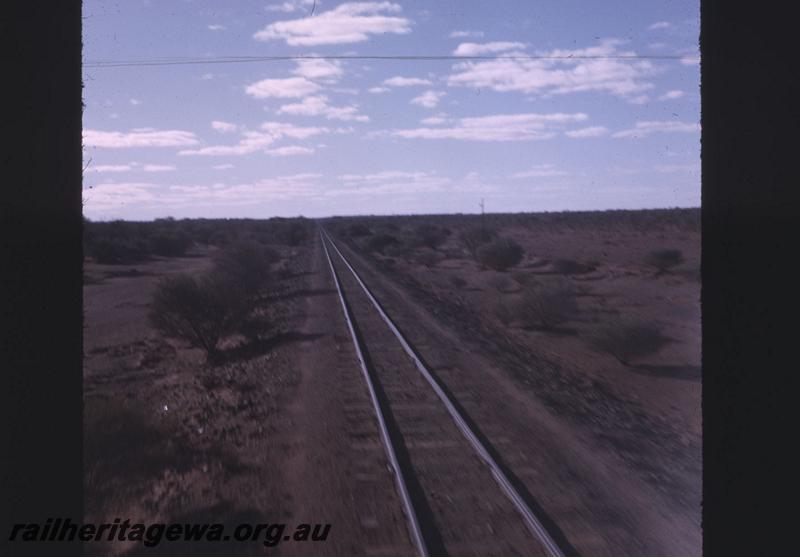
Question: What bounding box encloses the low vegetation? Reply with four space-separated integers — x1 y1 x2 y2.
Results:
644 248 684 275
84 397 187 515
588 317 669 366
411 224 450 250
148 237 280 361
476 237 524 271
515 278 577 329
84 216 313 264
459 226 496 256
366 233 401 255
149 272 249 361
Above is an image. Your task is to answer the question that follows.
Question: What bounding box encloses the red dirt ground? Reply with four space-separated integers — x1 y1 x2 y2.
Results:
84 209 700 556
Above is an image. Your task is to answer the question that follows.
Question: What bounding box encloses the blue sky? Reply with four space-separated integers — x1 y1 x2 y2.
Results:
82 0 700 220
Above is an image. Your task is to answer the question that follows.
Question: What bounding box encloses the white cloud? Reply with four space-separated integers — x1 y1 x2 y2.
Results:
265 0 315 13
84 129 199 148
336 170 451 194
207 24 226 31
392 112 588 141
245 77 321 99
453 42 526 56
277 95 369 122
200 73 215 80
449 30 484 39
264 145 315 156
260 121 333 138
680 55 700 66
447 38 657 103
658 90 685 100
410 90 445 108
84 174 326 214
292 57 344 81
510 164 567 178
254 2 411 46
420 115 446 125
565 126 608 138
212 120 238 133
82 182 159 212
129 98 141 106
85 164 132 173
213 164 235 170
142 164 176 172
368 86 390 94
383 76 432 87
179 123 331 156
648 21 671 30
612 120 700 139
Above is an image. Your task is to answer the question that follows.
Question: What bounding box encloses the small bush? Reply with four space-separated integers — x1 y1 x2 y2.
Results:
644 249 684 274
208 230 233 247
84 397 186 514
588 318 669 366
213 239 278 297
515 278 577 329
366 233 401 255
412 224 450 250
148 231 193 257
149 272 248 360
476 237 523 271
347 223 372 237
460 226 496 255
89 237 149 264
277 220 310 246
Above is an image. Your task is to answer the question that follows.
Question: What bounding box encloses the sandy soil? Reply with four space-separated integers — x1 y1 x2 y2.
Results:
84 242 414 556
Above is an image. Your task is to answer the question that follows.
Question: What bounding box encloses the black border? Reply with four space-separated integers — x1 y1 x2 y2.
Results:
2 2 83 556
701 0 796 554
1 1 796 555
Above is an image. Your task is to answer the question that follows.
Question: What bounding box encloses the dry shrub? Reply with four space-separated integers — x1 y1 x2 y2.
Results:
515 278 577 329
148 231 193 257
347 223 372 237
412 224 450 250
149 272 248 360
213 238 278 297
644 248 684 274
476 237 524 271
367 233 401 255
414 248 442 268
90 237 149 264
459 226 496 255
84 397 188 514
588 317 669 365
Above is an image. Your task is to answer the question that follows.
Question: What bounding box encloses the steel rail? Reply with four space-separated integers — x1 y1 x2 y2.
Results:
320 231 430 557
322 228 567 557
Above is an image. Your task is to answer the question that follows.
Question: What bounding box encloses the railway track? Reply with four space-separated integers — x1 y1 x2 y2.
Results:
320 229 569 557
